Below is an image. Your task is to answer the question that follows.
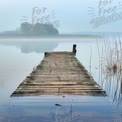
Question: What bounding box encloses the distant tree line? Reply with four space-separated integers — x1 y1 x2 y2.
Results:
20 22 59 35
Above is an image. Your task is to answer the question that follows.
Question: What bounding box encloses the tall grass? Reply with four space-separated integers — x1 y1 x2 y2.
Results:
98 36 122 105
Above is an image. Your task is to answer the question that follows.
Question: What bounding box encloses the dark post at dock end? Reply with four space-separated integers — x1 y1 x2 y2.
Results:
72 44 77 55
44 52 48 57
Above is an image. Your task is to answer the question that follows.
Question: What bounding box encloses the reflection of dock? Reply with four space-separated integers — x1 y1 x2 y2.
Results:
11 45 106 96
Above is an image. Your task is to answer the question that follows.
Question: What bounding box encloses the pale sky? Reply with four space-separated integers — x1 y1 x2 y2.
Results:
0 0 122 33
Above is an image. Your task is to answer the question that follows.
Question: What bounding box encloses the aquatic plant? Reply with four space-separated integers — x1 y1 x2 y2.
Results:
101 40 122 75
97 36 122 105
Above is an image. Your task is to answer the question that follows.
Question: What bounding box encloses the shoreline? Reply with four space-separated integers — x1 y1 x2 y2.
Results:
0 34 102 41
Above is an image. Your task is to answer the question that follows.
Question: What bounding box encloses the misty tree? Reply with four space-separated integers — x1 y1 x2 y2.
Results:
20 22 32 34
20 22 59 35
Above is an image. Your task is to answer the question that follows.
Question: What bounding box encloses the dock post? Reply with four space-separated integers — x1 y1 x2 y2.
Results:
72 44 77 55
44 52 48 57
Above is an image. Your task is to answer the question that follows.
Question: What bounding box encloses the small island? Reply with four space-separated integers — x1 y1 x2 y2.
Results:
0 22 59 37
0 22 102 39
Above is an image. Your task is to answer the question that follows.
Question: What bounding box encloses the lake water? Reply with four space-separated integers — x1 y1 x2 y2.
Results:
0 36 122 122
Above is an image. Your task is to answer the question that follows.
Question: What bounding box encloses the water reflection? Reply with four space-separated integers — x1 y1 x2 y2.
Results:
97 39 122 106
0 96 120 122
0 43 43 102
0 38 122 122
0 41 59 53
0 80 5 88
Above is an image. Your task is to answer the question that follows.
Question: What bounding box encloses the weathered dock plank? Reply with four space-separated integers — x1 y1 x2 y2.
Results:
11 45 106 96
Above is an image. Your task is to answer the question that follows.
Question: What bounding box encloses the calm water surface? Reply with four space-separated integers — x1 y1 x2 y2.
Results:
0 37 122 122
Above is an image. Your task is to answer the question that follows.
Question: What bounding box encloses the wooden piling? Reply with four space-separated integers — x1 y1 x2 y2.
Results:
44 52 48 57
72 44 77 55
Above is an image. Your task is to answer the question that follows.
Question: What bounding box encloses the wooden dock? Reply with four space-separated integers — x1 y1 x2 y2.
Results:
11 45 106 96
